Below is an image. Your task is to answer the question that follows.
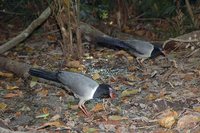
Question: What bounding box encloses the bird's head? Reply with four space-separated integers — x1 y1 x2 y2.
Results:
93 84 116 99
151 46 166 58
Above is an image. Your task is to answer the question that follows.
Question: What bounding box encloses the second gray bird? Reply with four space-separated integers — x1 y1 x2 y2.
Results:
95 36 166 63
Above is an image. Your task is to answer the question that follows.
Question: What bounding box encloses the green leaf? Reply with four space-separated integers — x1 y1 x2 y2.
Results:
121 89 140 97
36 113 49 119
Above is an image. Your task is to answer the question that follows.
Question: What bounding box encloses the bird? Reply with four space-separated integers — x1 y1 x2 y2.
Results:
95 36 166 64
29 68 116 116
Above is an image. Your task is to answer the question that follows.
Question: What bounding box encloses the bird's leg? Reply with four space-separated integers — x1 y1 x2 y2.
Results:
79 105 89 116
136 57 144 67
78 100 90 116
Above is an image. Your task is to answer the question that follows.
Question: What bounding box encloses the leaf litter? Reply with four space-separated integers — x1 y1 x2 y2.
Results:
1 37 200 132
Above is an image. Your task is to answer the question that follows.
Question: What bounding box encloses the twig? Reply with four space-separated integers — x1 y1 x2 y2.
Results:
185 0 198 27
0 126 37 133
186 48 200 57
0 7 51 54
163 38 198 48
136 124 158 129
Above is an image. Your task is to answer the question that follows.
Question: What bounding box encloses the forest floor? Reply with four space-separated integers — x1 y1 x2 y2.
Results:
0 22 200 133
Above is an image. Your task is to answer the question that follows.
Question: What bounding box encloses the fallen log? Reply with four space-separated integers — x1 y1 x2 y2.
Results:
0 7 51 54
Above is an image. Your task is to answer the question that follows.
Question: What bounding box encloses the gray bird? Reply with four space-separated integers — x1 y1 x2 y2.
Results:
95 36 166 63
29 68 116 116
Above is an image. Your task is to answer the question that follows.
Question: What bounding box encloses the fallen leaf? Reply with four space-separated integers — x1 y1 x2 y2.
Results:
30 77 38 88
108 115 128 121
47 35 57 41
36 113 49 119
157 110 178 129
37 89 48 97
177 114 200 130
183 73 193 81
92 103 104 112
50 114 61 121
121 89 139 97
30 80 37 87
135 29 146 36
0 102 7 110
193 106 200 112
128 66 136 72
0 72 13 78
42 107 49 114
37 121 70 130
19 105 31 111
115 50 133 61
142 83 149 90
6 85 19 90
66 60 81 68
83 127 98 133
69 104 79 110
115 50 128 56
158 115 176 129
4 91 22 98
146 93 157 101
15 112 21 117
92 73 101 80
127 74 137 81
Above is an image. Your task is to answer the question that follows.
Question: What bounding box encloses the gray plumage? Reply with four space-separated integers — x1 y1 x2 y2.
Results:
124 39 154 58
57 71 99 100
95 36 164 60
28 68 115 116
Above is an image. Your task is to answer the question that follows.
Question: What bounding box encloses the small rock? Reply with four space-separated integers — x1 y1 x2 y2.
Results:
139 103 146 109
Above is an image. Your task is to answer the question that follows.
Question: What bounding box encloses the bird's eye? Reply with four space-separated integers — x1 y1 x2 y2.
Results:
109 87 116 99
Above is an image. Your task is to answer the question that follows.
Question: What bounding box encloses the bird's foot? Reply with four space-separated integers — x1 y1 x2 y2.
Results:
79 105 91 116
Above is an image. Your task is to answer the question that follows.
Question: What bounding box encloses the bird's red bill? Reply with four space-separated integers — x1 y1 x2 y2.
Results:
110 91 116 99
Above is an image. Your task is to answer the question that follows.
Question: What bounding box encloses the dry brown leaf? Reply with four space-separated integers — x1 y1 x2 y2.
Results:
56 90 66 97
108 115 128 121
127 66 136 72
0 102 7 110
183 74 194 81
15 112 21 117
92 73 101 80
121 89 139 97
69 104 79 110
146 93 157 101
135 29 146 36
193 106 200 112
127 74 137 81
42 107 49 114
50 114 61 121
157 110 178 129
47 35 57 41
115 50 128 56
83 127 98 133
4 91 22 98
37 121 70 129
66 60 81 68
91 103 104 112
0 71 13 78
142 83 149 90
6 85 19 90
158 115 176 129
37 89 48 97
177 114 200 130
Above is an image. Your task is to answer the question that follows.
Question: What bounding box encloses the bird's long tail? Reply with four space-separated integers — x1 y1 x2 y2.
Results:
95 36 130 49
29 68 60 83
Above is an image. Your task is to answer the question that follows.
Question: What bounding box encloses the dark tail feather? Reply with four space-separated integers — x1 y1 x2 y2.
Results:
95 36 130 49
29 68 60 83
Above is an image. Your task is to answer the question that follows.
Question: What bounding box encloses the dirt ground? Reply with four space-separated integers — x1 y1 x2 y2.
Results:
0 37 200 132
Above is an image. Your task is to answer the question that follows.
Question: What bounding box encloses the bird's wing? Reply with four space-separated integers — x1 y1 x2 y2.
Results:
125 40 154 55
57 71 99 99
